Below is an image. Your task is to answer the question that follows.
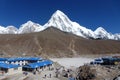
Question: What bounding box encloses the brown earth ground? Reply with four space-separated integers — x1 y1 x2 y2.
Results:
0 27 120 58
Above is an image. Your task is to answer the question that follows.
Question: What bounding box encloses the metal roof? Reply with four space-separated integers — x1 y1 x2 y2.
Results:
0 63 20 69
0 58 8 61
0 61 5 63
25 57 42 61
23 60 53 69
7 57 42 62
43 60 53 65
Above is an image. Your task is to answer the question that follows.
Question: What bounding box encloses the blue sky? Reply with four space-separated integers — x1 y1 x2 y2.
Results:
0 0 120 33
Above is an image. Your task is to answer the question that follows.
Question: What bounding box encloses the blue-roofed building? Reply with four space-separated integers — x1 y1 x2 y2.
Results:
69 77 75 80
0 57 54 73
0 58 8 64
25 57 43 63
0 63 22 75
6 57 43 66
0 58 8 61
23 60 53 72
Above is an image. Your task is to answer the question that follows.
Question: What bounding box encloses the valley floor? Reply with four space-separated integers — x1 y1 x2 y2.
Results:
50 57 94 69
0 57 93 80
1 56 120 80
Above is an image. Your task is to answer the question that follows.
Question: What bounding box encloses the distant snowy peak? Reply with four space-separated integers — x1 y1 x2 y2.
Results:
94 27 109 39
95 27 107 34
94 27 119 40
6 26 18 34
0 21 45 34
0 26 6 34
0 25 17 34
44 10 95 38
18 21 44 34
114 33 120 40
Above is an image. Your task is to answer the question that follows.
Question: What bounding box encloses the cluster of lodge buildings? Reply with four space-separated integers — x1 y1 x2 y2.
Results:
90 56 120 65
0 57 53 75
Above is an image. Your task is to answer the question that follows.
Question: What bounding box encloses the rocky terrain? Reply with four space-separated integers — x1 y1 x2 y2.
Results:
0 27 120 57
76 64 120 80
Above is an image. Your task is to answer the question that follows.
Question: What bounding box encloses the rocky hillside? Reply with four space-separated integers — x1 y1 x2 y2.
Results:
76 65 120 80
0 27 120 57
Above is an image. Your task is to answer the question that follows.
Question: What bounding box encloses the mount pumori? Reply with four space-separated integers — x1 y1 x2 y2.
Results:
0 10 119 40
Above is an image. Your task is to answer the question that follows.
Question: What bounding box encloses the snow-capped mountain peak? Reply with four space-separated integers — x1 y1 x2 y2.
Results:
18 21 43 34
0 10 119 40
94 27 107 34
6 26 18 34
0 25 18 34
44 10 96 38
54 10 66 16
94 27 116 40
44 10 120 40
0 26 6 34
0 26 6 30
44 10 73 28
24 20 34 26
